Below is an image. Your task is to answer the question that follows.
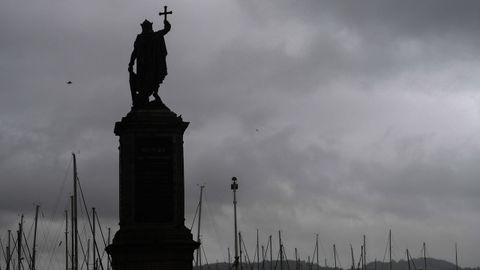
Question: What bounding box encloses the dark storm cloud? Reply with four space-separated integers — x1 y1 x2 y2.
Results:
224 0 480 96
238 0 480 39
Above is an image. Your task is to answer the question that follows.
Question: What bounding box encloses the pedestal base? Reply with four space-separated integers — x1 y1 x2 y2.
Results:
107 226 198 270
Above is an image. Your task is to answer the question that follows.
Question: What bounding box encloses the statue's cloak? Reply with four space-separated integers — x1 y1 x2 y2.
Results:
133 31 168 95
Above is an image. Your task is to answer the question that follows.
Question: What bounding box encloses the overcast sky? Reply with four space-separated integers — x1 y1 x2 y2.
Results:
1 0 480 268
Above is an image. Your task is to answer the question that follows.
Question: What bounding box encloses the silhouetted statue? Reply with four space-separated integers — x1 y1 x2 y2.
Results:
128 6 172 107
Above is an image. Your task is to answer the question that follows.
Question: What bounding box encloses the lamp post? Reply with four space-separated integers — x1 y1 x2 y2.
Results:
231 177 239 270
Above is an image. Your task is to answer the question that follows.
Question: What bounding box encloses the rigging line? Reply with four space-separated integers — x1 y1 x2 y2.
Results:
44 218 65 269
0 235 7 262
382 231 389 270
336 246 342 269
98 238 108 263
76 177 105 270
409 252 418 270
43 158 72 250
76 220 90 269
44 216 66 270
39 214 56 262
282 246 291 270
23 215 37 266
94 211 108 250
24 215 35 243
391 234 399 261
41 210 67 270
77 176 105 270
190 199 200 231
318 238 327 261
239 233 253 269
94 211 112 267
99 245 107 263
21 232 33 270
273 243 281 270
6 236 18 265
264 237 269 259
311 235 317 265
22 230 34 268
252 239 257 264
203 193 227 263
201 245 212 270
42 159 73 262
357 249 363 270
93 211 110 270
77 226 89 270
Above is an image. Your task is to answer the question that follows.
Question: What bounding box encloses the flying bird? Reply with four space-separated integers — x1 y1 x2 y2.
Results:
67 81 72 84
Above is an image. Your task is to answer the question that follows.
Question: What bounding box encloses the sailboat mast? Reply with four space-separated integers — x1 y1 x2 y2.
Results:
294 248 298 270
73 153 79 270
350 244 355 270
228 247 231 269
6 230 11 270
269 235 273 270
455 243 458 270
70 196 75 270
316 234 320 270
257 229 259 270
32 205 40 270
196 185 204 269
107 228 111 270
406 249 411 270
86 239 90 270
262 245 265 270
18 214 24 270
423 242 427 270
389 230 392 270
239 232 243 270
333 244 337 270
231 177 239 270
65 210 69 270
92 208 96 270
363 235 366 270
279 231 283 270
359 245 363 270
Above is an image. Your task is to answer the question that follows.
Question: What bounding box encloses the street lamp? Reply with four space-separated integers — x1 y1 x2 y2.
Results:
231 177 239 270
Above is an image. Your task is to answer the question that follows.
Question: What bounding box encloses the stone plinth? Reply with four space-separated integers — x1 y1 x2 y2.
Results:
107 101 198 270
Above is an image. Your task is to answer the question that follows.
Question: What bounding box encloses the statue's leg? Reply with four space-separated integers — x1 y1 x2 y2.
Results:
153 83 161 100
129 71 137 106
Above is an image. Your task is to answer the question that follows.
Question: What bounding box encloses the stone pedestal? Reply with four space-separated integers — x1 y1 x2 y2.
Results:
107 101 198 270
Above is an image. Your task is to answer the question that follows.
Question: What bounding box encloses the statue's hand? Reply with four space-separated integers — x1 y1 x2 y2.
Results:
164 20 171 27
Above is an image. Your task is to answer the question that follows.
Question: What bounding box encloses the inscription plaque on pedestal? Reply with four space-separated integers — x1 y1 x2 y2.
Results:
134 136 174 223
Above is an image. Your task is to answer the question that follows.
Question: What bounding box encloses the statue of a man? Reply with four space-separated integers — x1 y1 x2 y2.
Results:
128 18 171 107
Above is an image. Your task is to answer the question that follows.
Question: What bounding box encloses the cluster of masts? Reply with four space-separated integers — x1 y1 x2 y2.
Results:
0 208 39 270
0 153 112 270
192 178 462 270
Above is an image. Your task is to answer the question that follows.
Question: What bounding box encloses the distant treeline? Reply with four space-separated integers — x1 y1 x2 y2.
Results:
193 257 480 270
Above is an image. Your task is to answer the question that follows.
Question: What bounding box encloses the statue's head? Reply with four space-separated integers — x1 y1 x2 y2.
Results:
141 19 153 33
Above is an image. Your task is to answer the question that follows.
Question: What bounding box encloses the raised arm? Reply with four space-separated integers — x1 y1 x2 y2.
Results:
156 20 171 35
